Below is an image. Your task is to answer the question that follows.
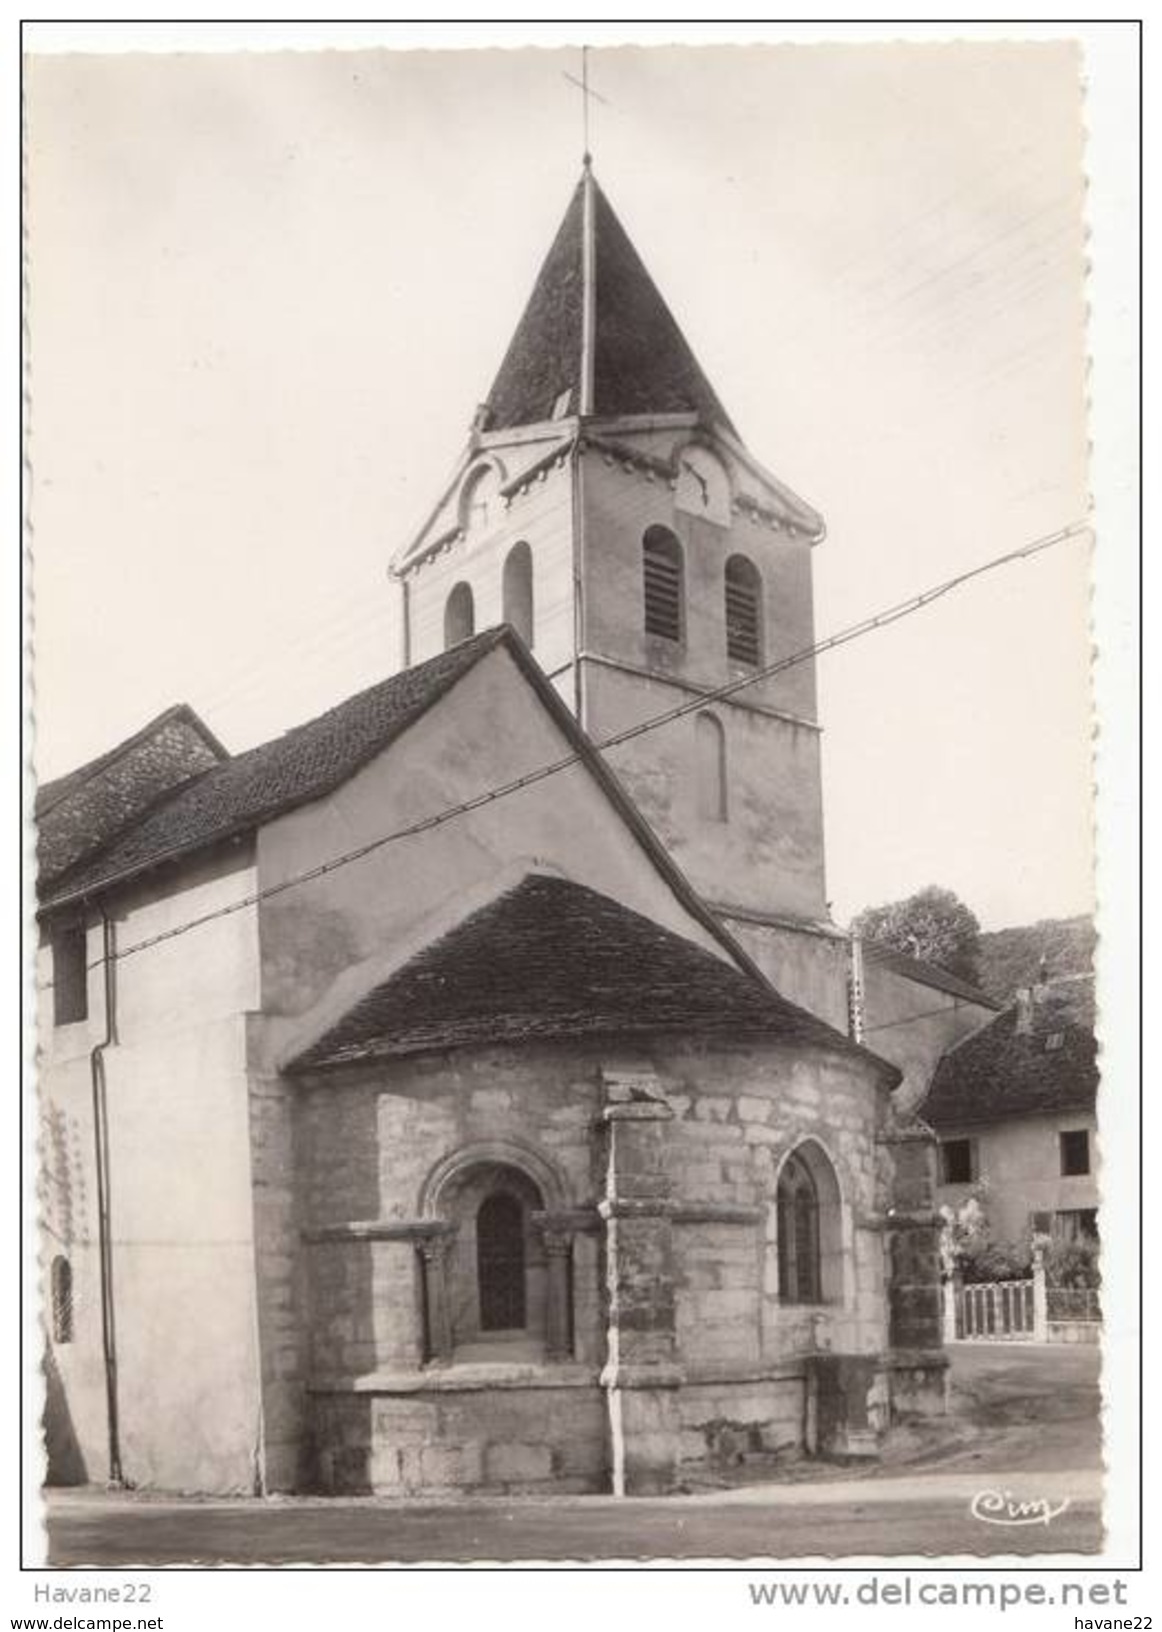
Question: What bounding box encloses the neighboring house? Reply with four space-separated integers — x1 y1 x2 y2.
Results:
923 979 1099 1248
859 944 1000 1116
38 162 964 1499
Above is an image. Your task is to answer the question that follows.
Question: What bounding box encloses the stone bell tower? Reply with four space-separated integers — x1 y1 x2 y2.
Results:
390 160 830 933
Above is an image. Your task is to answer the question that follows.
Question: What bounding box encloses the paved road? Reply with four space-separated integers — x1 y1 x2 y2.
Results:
42 1344 1105 1566
45 1470 1101 1566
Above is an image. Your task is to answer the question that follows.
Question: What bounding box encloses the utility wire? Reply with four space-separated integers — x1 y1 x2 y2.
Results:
42 518 1090 983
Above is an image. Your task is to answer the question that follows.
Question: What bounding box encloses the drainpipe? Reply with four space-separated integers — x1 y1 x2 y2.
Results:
89 906 124 1486
847 932 866 1044
395 569 412 671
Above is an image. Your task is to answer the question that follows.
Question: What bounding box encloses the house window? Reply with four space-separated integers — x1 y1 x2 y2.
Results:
476 1191 527 1332
443 582 475 649
695 711 728 821
51 926 88 1026
502 541 534 647
1053 1208 1098 1243
725 554 763 665
777 1152 821 1304
642 525 683 642
940 1138 976 1185
1059 1129 1091 1177
51 1255 73 1344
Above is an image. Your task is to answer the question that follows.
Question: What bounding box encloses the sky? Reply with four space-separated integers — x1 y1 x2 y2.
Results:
26 33 1097 930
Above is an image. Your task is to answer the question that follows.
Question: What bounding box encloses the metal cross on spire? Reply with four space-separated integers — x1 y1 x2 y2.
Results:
562 45 609 167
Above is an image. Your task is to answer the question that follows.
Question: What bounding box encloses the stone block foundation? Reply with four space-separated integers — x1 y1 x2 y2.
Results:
309 1367 608 1496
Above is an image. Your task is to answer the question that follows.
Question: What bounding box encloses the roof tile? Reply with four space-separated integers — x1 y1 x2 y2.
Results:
40 632 505 907
923 990 1098 1127
485 172 737 434
289 874 871 1070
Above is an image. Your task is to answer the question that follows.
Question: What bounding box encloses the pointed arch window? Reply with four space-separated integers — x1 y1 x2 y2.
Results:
502 541 535 647
444 582 475 649
777 1154 820 1304
696 711 728 822
642 526 684 642
725 554 763 666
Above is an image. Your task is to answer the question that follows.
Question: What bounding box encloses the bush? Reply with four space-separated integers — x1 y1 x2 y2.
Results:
956 1239 1032 1283
1042 1238 1101 1289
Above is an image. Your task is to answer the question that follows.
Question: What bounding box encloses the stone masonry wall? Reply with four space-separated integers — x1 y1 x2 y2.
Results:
291 1033 898 1494
296 1047 604 1380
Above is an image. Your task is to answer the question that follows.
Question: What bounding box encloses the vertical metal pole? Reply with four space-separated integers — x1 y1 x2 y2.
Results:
89 909 123 1485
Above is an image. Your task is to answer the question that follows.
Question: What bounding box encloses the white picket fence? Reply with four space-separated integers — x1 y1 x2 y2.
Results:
944 1257 1101 1344
954 1276 1037 1341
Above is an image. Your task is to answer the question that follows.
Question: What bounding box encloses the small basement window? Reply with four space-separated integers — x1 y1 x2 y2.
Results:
51 926 88 1026
1059 1129 1091 1177
51 1255 73 1344
940 1138 976 1185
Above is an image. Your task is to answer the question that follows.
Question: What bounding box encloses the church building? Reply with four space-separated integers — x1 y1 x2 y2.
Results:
37 159 994 1498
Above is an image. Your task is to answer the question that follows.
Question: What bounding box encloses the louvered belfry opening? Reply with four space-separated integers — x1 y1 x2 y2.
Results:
725 554 762 666
642 525 683 641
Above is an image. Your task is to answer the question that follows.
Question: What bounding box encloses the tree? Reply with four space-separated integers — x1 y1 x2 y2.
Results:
851 885 982 983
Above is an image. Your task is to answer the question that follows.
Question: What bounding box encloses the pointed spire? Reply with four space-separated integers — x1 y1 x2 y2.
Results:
484 171 738 437
580 159 596 416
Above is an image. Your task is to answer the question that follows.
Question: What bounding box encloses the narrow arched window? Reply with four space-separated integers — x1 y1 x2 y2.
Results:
477 1191 526 1332
777 1153 821 1304
725 554 763 666
642 525 684 642
444 582 475 649
51 1255 73 1344
502 541 534 647
696 712 728 821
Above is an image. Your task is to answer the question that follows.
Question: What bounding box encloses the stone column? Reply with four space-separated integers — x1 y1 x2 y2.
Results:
599 1089 682 1497
942 1270 962 1344
884 1130 944 1351
541 1227 574 1361
417 1232 454 1365
1031 1242 1049 1342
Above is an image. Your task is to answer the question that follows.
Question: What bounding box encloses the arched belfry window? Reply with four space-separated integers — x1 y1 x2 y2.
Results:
725 554 763 666
776 1142 844 1306
502 541 535 647
477 1191 527 1331
696 711 728 821
642 526 684 642
444 582 475 649
51 1255 73 1344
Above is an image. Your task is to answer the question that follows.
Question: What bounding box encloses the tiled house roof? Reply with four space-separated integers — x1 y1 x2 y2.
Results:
289 874 890 1073
864 943 1001 1010
37 704 229 891
485 170 738 435
923 990 1098 1128
39 632 507 909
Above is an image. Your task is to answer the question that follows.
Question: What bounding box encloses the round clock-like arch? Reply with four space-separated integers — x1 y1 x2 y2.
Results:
675 444 731 526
